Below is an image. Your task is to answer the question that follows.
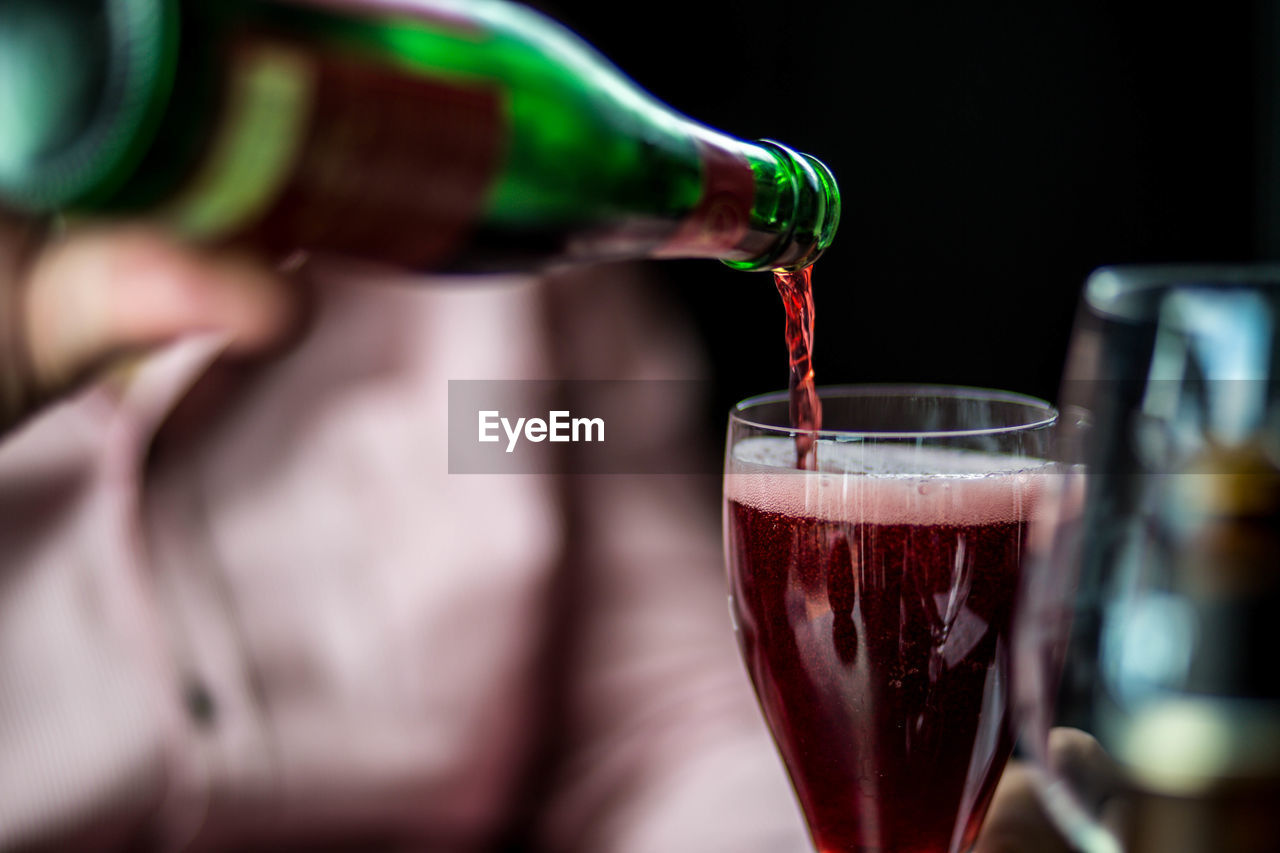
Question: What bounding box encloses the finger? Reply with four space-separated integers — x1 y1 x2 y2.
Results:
22 226 300 396
1047 726 1121 814
973 761 1074 853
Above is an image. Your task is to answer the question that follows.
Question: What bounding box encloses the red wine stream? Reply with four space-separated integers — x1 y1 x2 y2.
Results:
773 264 821 468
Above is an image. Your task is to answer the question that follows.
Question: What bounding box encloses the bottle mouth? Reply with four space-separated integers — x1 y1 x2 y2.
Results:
0 0 177 212
725 139 841 272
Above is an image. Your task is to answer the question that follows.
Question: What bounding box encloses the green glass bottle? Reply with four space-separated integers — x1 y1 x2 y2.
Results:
0 0 839 273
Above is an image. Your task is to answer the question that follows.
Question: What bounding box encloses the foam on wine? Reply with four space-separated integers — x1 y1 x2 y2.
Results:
726 436 1048 527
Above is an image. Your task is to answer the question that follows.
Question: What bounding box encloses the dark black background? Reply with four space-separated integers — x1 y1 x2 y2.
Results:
533 1 1272 437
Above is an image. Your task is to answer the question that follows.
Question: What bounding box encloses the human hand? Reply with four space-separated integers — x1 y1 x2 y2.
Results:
974 761 1073 853
0 213 300 434
975 728 1116 853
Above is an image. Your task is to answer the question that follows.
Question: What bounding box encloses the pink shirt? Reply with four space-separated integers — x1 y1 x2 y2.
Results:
0 266 807 851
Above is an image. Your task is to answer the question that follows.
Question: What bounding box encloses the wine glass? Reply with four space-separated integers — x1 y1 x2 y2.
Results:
724 386 1056 853
1014 265 1280 853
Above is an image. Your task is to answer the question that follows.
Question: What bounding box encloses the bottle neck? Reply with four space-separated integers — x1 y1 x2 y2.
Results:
647 131 839 272
732 139 840 272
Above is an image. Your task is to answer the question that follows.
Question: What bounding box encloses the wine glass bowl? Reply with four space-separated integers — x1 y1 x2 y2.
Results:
724 386 1056 853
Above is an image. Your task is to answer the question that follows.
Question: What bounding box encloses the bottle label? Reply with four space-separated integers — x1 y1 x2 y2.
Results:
655 138 756 259
156 44 316 239
161 34 505 269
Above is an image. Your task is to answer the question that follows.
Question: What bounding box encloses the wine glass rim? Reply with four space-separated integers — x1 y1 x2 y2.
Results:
1086 263 1280 321
730 383 1058 439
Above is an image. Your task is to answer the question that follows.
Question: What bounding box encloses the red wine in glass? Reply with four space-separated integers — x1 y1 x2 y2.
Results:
774 264 821 469
726 440 1039 853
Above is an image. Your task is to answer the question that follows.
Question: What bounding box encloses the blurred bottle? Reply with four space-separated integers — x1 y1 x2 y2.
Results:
0 0 839 273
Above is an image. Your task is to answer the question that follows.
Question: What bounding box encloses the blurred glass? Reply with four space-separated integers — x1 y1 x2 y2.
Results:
1015 266 1280 853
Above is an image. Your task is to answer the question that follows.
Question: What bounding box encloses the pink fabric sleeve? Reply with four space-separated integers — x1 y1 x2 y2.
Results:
0 340 228 851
